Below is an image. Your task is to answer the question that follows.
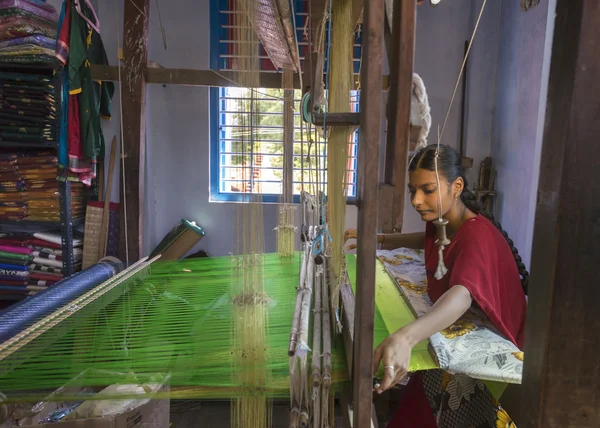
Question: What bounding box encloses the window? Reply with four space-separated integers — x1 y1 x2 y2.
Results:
209 0 362 203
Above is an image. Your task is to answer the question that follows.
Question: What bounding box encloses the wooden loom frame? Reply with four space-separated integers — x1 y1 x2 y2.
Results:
90 0 599 426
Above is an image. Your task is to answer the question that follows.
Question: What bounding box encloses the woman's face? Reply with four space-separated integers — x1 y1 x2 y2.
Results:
408 168 456 222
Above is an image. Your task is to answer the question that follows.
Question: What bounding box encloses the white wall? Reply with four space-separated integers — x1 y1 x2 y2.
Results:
393 0 503 233
490 0 556 269
92 0 498 257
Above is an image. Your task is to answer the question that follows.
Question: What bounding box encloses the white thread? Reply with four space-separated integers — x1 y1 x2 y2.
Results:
434 244 448 280
116 0 129 266
431 0 488 280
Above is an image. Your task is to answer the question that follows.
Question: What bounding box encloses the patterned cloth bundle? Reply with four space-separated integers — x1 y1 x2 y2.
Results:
0 0 59 65
0 150 84 221
0 70 58 145
0 231 82 305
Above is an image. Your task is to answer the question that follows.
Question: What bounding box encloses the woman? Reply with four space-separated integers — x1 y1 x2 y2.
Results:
346 144 527 427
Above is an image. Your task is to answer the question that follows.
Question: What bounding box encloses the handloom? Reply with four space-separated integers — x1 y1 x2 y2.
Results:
0 247 521 406
0 2 523 428
0 250 425 398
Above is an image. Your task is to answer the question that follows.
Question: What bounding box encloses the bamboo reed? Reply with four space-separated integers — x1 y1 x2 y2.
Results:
299 405 310 428
321 259 333 427
326 0 355 312
289 245 309 356
296 245 315 358
312 266 323 428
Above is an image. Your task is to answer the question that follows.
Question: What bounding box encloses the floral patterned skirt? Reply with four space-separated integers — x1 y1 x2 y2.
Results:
387 371 516 428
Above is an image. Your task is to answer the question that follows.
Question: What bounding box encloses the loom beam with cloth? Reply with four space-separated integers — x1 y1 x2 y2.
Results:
0 1 522 428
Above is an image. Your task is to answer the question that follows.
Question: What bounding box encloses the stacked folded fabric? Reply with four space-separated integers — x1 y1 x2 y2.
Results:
0 231 82 305
0 150 85 221
0 240 30 301
0 70 58 145
0 0 59 65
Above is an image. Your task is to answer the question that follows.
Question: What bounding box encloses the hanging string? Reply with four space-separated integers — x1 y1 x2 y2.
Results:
115 0 129 266
436 0 488 146
432 0 488 280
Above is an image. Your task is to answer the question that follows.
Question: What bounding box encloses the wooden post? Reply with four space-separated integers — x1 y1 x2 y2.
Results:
120 0 149 264
383 0 416 233
354 0 384 427
519 1 600 426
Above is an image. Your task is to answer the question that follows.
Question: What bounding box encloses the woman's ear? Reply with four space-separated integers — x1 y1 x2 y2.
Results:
453 177 465 198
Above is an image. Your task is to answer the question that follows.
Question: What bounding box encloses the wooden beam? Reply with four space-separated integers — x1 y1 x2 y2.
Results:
519 1 600 427
91 65 299 88
339 276 381 428
120 0 149 264
353 0 384 427
383 0 416 233
90 65 390 89
312 112 360 126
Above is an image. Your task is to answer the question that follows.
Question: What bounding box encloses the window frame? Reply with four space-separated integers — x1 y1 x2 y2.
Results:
209 0 361 204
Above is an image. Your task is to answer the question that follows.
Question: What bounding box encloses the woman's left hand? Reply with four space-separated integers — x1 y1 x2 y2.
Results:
372 329 414 394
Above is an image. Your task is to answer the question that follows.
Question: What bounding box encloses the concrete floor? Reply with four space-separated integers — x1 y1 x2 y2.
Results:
168 391 403 428
169 400 346 428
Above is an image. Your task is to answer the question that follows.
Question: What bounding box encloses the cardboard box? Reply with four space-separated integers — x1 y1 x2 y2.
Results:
14 370 170 428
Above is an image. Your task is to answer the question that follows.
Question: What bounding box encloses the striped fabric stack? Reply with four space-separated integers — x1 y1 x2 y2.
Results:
0 231 82 306
0 71 58 146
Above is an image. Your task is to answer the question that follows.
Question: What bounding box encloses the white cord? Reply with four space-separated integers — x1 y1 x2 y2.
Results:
434 0 489 220
437 0 488 147
432 0 488 280
115 0 129 266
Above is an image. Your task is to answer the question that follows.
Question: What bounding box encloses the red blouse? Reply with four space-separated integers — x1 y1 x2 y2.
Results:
424 215 527 348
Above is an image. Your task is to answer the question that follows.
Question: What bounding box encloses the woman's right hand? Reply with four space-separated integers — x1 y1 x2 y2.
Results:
344 228 383 250
344 229 358 250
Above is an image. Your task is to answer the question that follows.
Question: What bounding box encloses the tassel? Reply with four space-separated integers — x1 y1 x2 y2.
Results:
433 218 450 280
434 244 448 280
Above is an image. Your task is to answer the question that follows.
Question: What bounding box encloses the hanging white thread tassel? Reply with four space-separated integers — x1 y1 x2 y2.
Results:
435 243 448 280
433 218 450 280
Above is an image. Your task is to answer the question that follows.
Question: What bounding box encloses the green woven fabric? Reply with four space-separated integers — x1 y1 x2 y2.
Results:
0 253 439 404
345 254 438 374
0 253 349 403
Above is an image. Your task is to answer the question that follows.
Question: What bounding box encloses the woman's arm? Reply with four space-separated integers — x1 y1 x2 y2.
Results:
344 229 425 250
373 285 472 393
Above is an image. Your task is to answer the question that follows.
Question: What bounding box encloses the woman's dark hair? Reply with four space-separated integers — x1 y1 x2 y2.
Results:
409 144 529 294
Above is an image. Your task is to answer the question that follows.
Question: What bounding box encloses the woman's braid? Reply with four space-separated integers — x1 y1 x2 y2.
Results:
460 189 529 294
